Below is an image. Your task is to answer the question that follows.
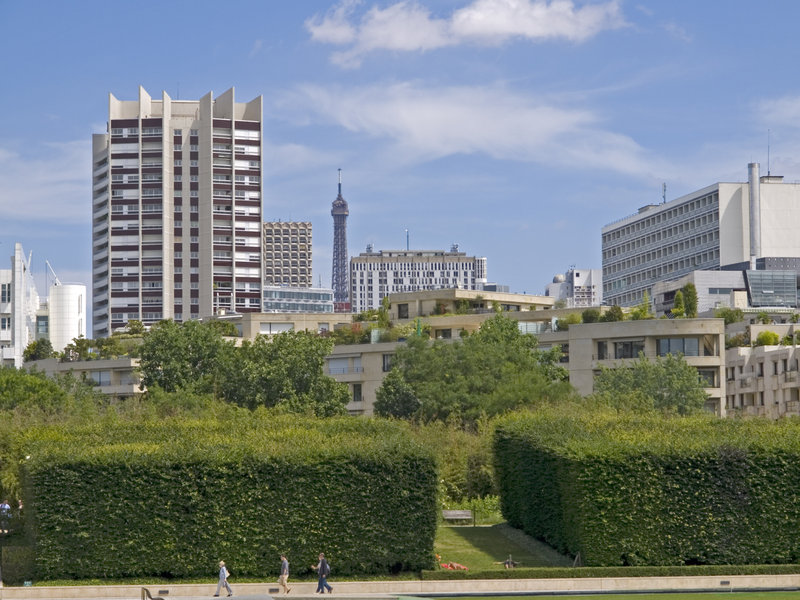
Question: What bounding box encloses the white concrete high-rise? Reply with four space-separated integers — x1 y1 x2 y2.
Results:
545 267 603 308
92 87 263 337
602 163 800 307
0 243 40 367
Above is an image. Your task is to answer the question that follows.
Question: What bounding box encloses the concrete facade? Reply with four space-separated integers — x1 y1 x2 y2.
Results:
602 163 800 307
92 87 263 337
262 221 312 287
350 248 487 313
0 243 40 368
545 267 603 307
389 288 554 323
28 357 142 398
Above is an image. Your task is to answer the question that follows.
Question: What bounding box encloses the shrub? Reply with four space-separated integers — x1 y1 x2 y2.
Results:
19 415 437 580
754 330 780 346
494 409 800 566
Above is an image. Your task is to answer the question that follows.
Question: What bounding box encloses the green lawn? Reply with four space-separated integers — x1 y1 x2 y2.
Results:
434 523 572 571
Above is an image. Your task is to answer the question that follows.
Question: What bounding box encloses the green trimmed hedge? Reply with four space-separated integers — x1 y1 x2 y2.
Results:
1 546 35 585
494 411 800 567
19 414 437 580
421 563 800 579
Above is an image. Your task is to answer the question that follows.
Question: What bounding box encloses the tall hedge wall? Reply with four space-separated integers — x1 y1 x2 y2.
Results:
19 414 437 580
494 410 800 567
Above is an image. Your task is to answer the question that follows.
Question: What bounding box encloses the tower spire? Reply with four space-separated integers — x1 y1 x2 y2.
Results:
331 169 350 312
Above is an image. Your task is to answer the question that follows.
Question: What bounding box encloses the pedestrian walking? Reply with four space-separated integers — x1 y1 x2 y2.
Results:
311 552 332 594
278 554 292 594
214 560 233 597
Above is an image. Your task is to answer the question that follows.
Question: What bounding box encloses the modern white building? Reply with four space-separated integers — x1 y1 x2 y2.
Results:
92 87 263 337
262 286 334 313
0 243 40 368
349 245 487 313
47 283 87 353
545 267 603 307
602 163 800 307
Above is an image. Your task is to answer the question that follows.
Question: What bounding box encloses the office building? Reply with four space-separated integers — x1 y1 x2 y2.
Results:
92 87 263 337
263 286 334 313
545 267 603 307
349 245 487 313
263 221 312 287
602 163 800 307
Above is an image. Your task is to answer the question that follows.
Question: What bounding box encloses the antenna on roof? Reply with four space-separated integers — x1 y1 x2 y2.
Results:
46 260 61 287
338 168 342 195
767 129 771 176
662 182 666 204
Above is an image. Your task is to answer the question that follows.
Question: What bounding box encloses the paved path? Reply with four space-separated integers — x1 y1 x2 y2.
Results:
2 574 800 600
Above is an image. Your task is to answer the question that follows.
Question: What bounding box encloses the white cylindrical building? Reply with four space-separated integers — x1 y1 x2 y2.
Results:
49 284 86 353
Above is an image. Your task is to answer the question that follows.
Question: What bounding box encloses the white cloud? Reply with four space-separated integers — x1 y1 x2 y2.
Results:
261 140 342 177
0 140 91 224
758 95 800 127
306 0 626 67
280 81 660 175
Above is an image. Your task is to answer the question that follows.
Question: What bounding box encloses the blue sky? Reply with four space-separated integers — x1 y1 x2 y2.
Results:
3 0 800 302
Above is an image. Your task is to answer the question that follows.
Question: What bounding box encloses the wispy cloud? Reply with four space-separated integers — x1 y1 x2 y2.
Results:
306 0 626 67
0 140 90 224
278 81 661 175
249 39 264 58
758 95 800 127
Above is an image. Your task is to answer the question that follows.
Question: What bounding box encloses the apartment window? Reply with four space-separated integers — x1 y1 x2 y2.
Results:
398 303 409 319
173 129 182 136
382 354 393 372
190 129 198 136
597 341 607 360
174 144 182 151
352 383 363 403
614 340 645 359
0 283 10 303
0 317 10 330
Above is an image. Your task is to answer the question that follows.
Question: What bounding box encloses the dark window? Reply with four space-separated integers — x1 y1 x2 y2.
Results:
382 354 393 372
352 383 362 403
398 303 409 319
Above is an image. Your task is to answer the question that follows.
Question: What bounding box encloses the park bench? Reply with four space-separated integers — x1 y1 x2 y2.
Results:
141 588 167 600
442 509 474 525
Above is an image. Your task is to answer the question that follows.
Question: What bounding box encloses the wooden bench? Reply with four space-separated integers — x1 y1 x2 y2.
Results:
442 509 474 525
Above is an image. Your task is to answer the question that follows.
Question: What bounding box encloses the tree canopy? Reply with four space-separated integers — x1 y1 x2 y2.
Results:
376 313 575 424
138 320 348 416
591 353 709 415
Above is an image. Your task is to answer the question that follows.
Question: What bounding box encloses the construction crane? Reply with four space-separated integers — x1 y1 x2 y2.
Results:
46 260 61 287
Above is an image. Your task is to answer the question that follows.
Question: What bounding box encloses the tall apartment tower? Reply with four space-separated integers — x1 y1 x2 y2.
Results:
263 221 312 287
331 169 350 312
92 87 263 337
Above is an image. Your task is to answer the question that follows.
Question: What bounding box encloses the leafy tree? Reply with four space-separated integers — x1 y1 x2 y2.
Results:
756 311 772 325
715 306 744 325
374 369 420 418
582 308 601 323
591 353 708 415
23 339 55 362
214 330 348 416
381 313 574 424
556 312 581 331
629 291 654 320
552 299 567 309
671 290 685 318
206 318 240 337
754 330 780 346
138 320 233 393
682 283 698 318
600 305 624 322
725 332 750 349
125 320 146 335
0 366 69 412
61 336 94 362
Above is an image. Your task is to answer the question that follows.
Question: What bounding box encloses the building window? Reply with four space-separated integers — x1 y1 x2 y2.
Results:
352 383 362 403
0 317 10 330
382 354 393 372
614 340 644 359
0 283 10 303
398 303 409 319
597 341 607 360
